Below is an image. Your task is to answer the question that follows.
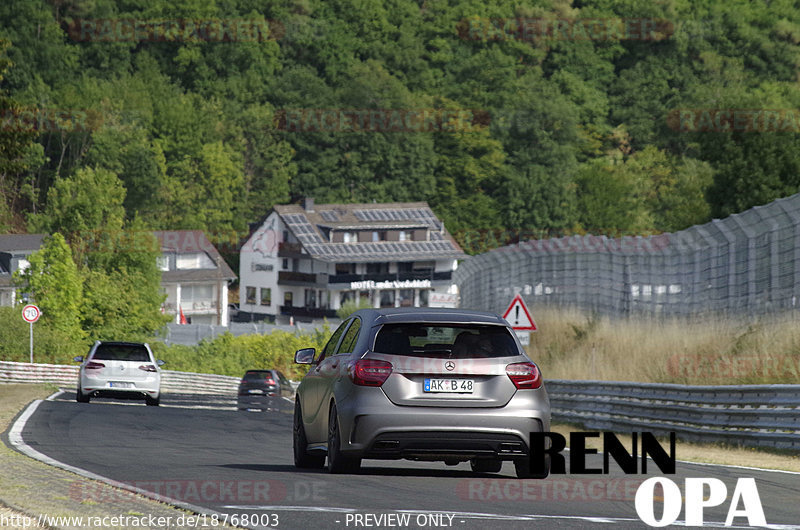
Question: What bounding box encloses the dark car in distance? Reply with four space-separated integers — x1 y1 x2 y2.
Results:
237 369 293 411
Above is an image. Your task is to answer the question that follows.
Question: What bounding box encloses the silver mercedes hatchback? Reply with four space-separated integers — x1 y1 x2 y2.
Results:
292 308 550 478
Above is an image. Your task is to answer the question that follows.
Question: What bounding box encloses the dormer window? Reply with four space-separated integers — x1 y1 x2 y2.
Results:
176 252 215 269
399 230 413 241
343 232 358 243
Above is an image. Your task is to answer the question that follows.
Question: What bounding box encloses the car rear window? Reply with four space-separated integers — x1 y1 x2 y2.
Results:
243 371 272 380
373 324 519 358
91 344 151 362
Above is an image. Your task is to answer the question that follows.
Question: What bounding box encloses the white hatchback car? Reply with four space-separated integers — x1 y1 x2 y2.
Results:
75 341 164 406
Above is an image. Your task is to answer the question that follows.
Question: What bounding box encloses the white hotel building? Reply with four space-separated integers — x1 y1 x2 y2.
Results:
239 199 466 322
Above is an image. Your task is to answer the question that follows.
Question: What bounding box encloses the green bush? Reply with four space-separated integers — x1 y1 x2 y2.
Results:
0 307 89 363
336 297 372 319
151 325 332 380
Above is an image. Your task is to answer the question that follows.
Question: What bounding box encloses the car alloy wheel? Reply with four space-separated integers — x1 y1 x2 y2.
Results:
326 403 361 474
293 400 325 469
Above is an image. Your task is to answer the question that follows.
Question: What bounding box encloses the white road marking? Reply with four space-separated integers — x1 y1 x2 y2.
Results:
45 388 65 401
8 400 232 523
221 506 800 528
12 399 800 529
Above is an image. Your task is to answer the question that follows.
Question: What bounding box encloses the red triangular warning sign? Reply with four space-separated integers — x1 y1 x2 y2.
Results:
502 294 537 331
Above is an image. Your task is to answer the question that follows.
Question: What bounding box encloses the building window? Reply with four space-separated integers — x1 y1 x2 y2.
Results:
380 290 395 308
343 232 358 243
283 230 289 242
284 291 293 307
419 289 430 307
399 289 414 307
156 255 169 271
177 252 215 269
282 258 289 270
182 284 214 309
336 263 356 274
372 231 386 242
340 291 354 306
305 289 317 308
246 286 256 305
366 262 388 274
260 288 271 306
399 230 413 241
413 261 435 273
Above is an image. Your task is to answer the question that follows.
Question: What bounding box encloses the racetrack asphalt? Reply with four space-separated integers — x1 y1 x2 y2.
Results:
11 391 800 530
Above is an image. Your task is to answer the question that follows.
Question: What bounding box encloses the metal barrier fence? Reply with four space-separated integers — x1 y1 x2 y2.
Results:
0 360 239 395
3 360 798 450
455 192 800 318
548 380 800 450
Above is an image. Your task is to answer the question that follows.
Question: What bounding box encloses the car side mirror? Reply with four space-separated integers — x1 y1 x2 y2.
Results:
73 356 83 362
156 359 166 366
294 348 316 364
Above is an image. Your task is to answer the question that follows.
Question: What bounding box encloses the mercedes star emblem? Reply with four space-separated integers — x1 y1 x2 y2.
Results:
445 360 456 371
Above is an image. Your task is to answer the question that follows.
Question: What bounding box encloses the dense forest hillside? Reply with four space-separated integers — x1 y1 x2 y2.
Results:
2 0 800 253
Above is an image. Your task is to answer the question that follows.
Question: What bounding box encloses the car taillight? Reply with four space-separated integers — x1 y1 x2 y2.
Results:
348 359 393 387
266 378 276 385
85 361 105 370
139 364 158 372
506 362 542 389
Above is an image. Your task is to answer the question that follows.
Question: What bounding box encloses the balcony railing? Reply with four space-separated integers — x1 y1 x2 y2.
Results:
277 242 304 257
279 305 338 319
277 271 328 286
163 301 217 313
328 270 452 285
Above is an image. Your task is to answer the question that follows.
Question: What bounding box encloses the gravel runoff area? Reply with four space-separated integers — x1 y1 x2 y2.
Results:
0 384 236 530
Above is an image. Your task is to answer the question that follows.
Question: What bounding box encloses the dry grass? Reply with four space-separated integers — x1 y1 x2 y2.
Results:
526 308 800 384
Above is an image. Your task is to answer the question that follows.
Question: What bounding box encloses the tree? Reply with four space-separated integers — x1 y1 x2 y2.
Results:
13 232 85 340
80 220 170 340
0 38 39 232
29 166 125 251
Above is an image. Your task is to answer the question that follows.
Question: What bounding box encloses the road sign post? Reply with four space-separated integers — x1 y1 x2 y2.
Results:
502 294 537 347
22 304 41 363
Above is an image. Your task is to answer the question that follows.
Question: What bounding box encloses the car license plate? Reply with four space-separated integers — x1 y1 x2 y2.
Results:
108 382 132 388
424 379 473 393
248 389 263 394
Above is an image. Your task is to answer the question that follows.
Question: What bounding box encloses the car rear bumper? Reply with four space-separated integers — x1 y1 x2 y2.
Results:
80 373 160 398
336 388 550 459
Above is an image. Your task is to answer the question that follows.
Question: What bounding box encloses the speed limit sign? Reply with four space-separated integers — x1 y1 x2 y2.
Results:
22 304 40 363
22 304 41 323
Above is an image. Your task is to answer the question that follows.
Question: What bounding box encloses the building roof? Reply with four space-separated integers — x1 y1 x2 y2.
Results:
153 230 236 281
273 201 466 263
0 234 46 287
0 234 46 252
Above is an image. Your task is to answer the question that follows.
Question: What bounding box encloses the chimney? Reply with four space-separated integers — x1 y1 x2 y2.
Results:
303 197 315 212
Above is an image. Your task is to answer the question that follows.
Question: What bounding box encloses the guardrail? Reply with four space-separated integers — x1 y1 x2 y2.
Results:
0 361 239 395
3 360 798 450
547 380 800 451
